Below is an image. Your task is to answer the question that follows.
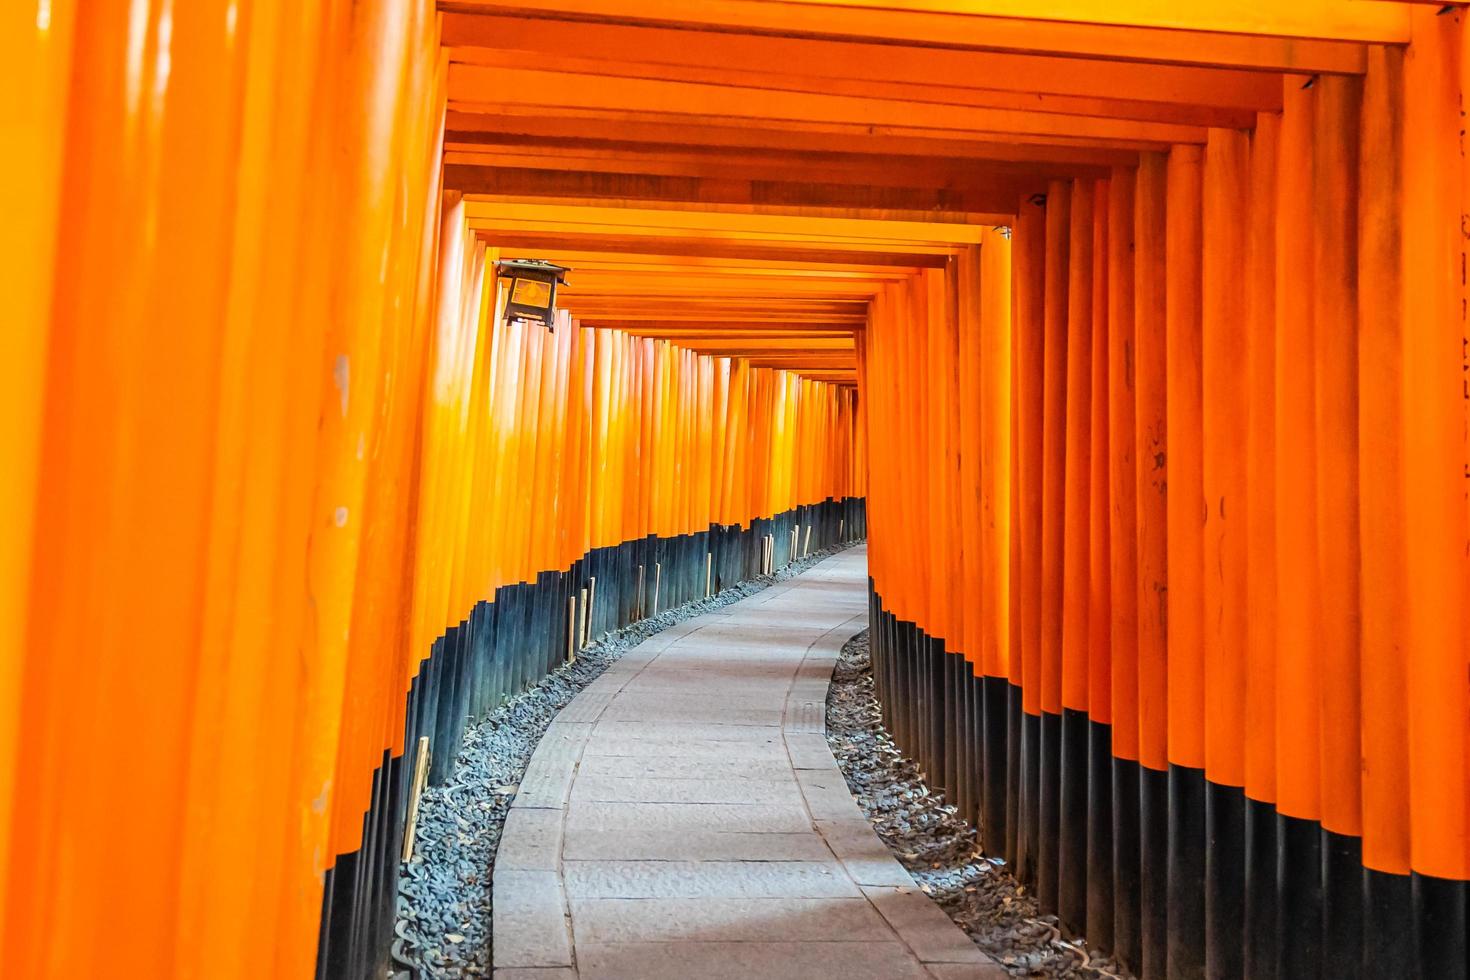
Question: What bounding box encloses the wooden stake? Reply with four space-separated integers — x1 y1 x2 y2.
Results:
636 564 644 619
401 736 431 862
705 552 713 597
839 518 845 541
803 524 813 558
566 595 577 663
578 587 589 648
653 561 662 615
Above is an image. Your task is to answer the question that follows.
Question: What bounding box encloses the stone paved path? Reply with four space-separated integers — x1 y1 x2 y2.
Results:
492 546 1008 980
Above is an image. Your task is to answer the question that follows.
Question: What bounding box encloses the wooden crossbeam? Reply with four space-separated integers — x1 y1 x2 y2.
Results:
448 45 1266 129
447 111 1141 167
440 0 1373 71
442 13 1284 110
449 64 1211 146
443 143 1103 191
445 164 1029 216
473 231 952 267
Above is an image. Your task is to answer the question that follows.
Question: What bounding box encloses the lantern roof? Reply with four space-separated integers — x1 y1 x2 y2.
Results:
495 258 570 284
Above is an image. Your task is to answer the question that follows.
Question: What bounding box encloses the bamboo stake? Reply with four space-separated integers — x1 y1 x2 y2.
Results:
401 736 431 862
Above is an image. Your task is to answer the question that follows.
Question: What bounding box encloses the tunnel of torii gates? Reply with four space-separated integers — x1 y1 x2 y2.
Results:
6 1 1470 979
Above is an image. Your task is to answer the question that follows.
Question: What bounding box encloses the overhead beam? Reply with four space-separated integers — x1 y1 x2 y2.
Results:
476 232 953 267
565 278 886 298
564 305 870 318
576 323 858 334
446 111 1142 167
541 253 916 278
441 1 1372 72
449 64 1211 146
444 143 1108 190
608 329 857 338
636 339 857 351
448 46 1264 128
567 311 869 324
463 201 991 245
446 164 1030 216
442 13 1284 110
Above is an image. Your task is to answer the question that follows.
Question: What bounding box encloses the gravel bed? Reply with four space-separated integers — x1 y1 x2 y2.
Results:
393 543 857 980
826 629 1134 980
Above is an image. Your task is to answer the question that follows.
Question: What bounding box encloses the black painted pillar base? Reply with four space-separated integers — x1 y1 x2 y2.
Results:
1112 757 1142 975
1058 707 1090 933
1277 812 1323 980
1243 796 1279 980
1139 764 1169 980
1205 781 1245 980
1322 829 1364 980
1167 765 1206 980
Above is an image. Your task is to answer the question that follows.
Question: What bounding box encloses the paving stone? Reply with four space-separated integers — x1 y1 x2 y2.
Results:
797 768 869 822
638 658 797 674
562 828 833 862
597 700 786 728
492 870 573 969
786 732 840 770
580 735 789 760
563 859 860 899
568 773 803 805
556 688 616 724
924 964 1012 980
862 885 994 964
539 721 595 745
629 670 795 686
510 754 576 810
576 754 796 781
497 807 564 872
788 677 834 699
783 698 827 734
590 720 790 742
575 941 932 980
604 691 782 711
815 819 917 888
565 800 813 834
492 969 579 980
569 896 887 944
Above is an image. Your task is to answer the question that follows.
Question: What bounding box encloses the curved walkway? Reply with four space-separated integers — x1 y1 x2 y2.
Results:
492 546 1006 980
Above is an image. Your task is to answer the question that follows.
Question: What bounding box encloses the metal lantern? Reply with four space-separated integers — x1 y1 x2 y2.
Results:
495 258 569 331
